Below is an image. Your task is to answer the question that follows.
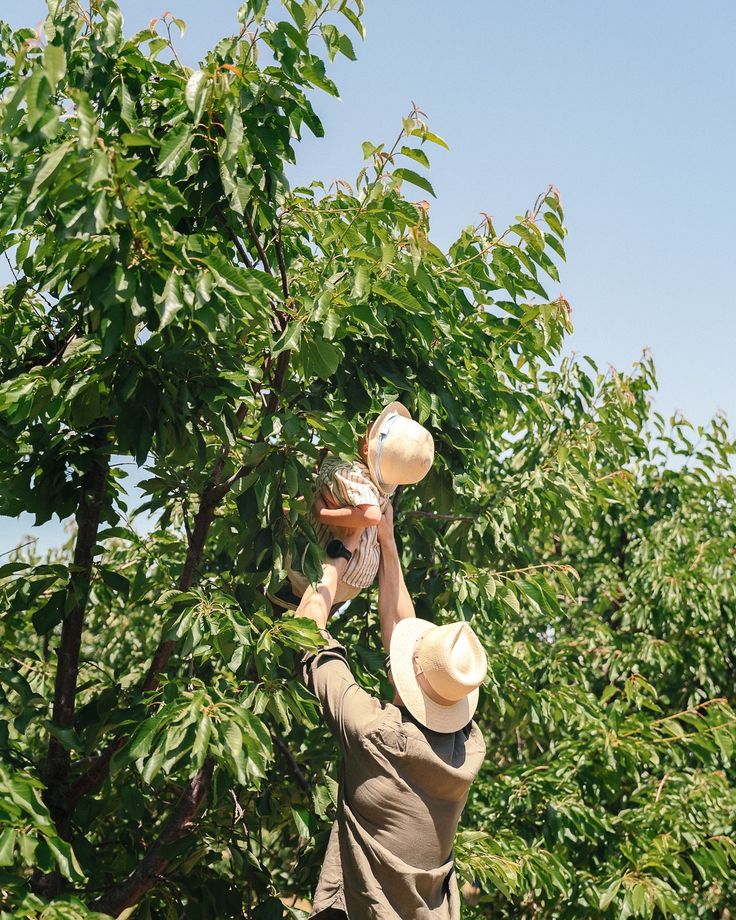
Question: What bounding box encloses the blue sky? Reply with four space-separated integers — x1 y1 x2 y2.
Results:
2 0 735 553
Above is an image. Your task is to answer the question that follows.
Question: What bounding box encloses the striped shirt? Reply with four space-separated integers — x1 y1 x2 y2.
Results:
315 457 391 589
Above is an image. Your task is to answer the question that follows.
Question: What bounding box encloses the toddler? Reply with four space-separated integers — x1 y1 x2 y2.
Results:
272 402 434 609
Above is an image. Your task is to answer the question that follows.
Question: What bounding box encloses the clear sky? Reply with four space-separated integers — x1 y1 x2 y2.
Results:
2 0 735 553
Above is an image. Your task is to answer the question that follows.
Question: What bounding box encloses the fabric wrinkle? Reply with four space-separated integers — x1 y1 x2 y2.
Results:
301 637 485 919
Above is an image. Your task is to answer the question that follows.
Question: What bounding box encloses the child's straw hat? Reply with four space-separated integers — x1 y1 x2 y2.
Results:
367 402 434 495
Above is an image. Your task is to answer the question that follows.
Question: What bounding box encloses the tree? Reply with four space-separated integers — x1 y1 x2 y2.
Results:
0 2 734 918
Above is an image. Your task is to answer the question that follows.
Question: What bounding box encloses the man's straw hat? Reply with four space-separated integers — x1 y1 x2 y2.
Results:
390 618 488 733
367 402 434 495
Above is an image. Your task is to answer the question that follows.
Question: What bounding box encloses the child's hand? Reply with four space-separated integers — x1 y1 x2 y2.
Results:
311 493 327 518
321 487 339 509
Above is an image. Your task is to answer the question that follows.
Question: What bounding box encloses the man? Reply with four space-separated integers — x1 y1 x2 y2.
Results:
294 504 487 919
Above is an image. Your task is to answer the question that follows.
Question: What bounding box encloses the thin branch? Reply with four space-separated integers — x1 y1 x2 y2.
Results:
266 349 291 415
163 16 185 70
272 731 310 794
274 235 289 300
245 212 272 274
0 539 38 559
403 510 474 522
230 230 253 269
218 210 253 268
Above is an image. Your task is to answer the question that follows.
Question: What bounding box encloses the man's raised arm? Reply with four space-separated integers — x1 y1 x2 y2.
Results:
377 503 416 654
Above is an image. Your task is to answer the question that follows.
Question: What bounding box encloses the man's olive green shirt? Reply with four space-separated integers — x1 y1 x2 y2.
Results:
301 636 486 919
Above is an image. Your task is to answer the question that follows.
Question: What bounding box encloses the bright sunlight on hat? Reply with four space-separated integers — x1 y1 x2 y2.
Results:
390 619 488 733
367 401 434 495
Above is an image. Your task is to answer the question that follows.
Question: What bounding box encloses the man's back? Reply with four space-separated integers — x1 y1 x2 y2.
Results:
302 639 486 919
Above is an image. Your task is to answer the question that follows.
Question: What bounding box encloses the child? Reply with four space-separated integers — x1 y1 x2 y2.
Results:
272 402 434 610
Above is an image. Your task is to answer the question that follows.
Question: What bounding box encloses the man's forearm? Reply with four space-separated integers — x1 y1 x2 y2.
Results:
377 535 416 654
294 556 349 630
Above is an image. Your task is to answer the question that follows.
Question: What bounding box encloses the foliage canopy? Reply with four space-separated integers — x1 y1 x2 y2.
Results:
1 2 735 918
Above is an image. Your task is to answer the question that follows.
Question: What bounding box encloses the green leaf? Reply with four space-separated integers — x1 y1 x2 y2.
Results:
501 587 520 615
32 590 66 635
44 836 86 883
291 806 310 838
141 745 165 784
192 713 212 769
351 264 370 299
543 210 565 240
599 877 622 910
185 69 210 122
158 123 194 176
372 281 428 315
157 272 184 329
75 90 97 149
272 322 302 356
100 568 130 597
303 338 341 380
43 43 66 89
0 827 16 867
121 132 160 147
123 720 159 766
28 141 72 203
399 146 430 169
223 721 243 761
411 126 449 149
205 252 273 301
392 167 436 198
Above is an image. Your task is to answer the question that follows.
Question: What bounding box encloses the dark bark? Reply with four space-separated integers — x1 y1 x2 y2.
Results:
272 730 310 794
91 759 213 917
142 486 220 692
244 211 272 274
45 438 110 841
266 349 291 415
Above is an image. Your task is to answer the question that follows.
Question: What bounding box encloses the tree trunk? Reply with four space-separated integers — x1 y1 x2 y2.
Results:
45 439 110 841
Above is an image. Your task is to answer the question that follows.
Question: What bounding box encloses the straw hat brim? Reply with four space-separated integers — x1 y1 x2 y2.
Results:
367 401 411 495
390 617 479 734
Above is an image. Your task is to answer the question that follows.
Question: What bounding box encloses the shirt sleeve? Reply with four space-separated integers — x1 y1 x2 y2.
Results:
328 462 380 508
300 633 381 748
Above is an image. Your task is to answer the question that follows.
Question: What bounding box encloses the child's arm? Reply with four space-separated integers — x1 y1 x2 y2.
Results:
311 493 381 529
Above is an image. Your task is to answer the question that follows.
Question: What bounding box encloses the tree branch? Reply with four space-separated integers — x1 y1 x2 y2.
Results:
402 510 474 522
272 730 310 794
44 431 110 842
274 235 288 300
245 211 272 274
266 349 291 415
91 759 213 917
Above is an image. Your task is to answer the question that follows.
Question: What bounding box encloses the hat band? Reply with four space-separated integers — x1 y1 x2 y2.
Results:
412 646 458 708
374 412 400 490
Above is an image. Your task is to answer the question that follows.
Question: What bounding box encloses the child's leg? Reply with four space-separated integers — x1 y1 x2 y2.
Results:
329 581 362 618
